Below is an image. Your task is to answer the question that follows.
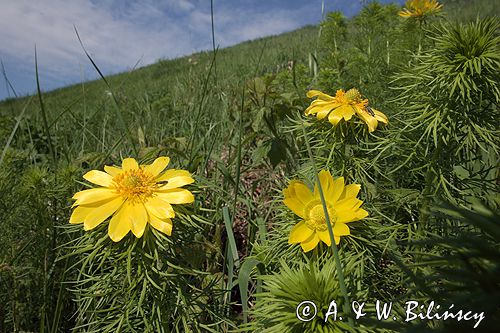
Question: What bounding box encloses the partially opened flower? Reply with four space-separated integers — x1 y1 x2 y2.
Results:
70 157 194 242
399 0 443 19
305 88 388 132
284 170 368 252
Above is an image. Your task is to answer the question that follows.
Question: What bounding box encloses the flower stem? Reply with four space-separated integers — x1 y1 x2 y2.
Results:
301 124 355 329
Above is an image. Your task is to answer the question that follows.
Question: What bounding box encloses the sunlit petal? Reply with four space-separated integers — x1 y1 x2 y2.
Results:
317 230 332 246
83 170 114 187
144 196 175 219
122 158 139 171
156 169 194 189
84 197 124 230
288 221 314 244
129 202 148 238
306 90 335 101
104 165 122 177
149 213 173 236
143 157 170 177
108 201 133 242
156 189 194 204
72 188 118 206
300 233 320 252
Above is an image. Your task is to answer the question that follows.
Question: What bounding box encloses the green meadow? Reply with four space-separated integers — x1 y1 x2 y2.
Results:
0 0 498 332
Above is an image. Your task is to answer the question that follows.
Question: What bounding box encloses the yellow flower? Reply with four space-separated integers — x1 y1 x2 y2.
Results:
305 88 388 132
70 157 194 242
399 0 443 19
284 170 368 252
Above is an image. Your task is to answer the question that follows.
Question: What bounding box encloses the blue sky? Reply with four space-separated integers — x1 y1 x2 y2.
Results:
0 0 404 101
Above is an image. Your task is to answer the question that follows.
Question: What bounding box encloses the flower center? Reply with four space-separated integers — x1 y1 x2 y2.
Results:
345 88 361 102
113 169 156 202
305 202 337 232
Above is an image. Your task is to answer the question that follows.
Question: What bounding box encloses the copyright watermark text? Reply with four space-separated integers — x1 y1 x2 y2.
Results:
295 300 485 329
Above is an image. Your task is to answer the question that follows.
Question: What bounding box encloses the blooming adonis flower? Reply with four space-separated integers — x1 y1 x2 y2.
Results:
284 170 368 252
398 0 443 19
305 88 388 132
70 157 194 242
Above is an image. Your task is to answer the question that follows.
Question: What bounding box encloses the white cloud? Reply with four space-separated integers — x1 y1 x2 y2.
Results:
0 0 195 85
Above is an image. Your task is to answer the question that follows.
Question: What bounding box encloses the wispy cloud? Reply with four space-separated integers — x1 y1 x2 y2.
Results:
0 0 194 89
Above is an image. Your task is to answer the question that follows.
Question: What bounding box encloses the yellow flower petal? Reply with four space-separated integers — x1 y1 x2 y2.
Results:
288 221 314 244
330 176 345 203
83 170 114 187
316 109 332 120
338 105 356 121
317 230 332 246
327 108 344 126
356 110 378 132
339 184 361 201
156 169 194 189
144 196 175 219
149 213 173 236
129 202 148 238
305 100 338 115
335 197 362 212
300 233 320 252
306 103 334 117
283 198 306 219
83 196 124 230
334 223 350 236
337 207 368 223
374 109 388 124
283 180 314 218
285 180 314 205
306 90 335 101
104 165 122 176
72 188 118 206
317 223 350 246
70 205 92 224
315 170 334 198
156 189 194 204
143 157 170 177
108 201 133 242
122 158 139 171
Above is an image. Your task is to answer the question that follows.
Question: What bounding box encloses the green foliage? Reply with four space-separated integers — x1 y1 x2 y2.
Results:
317 2 402 100
64 206 227 333
0 150 78 332
442 0 500 22
320 11 347 53
428 18 500 103
242 257 370 333
243 72 305 168
392 17 499 207
393 201 500 332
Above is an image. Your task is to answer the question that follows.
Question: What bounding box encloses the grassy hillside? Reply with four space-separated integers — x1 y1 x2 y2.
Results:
0 0 498 332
